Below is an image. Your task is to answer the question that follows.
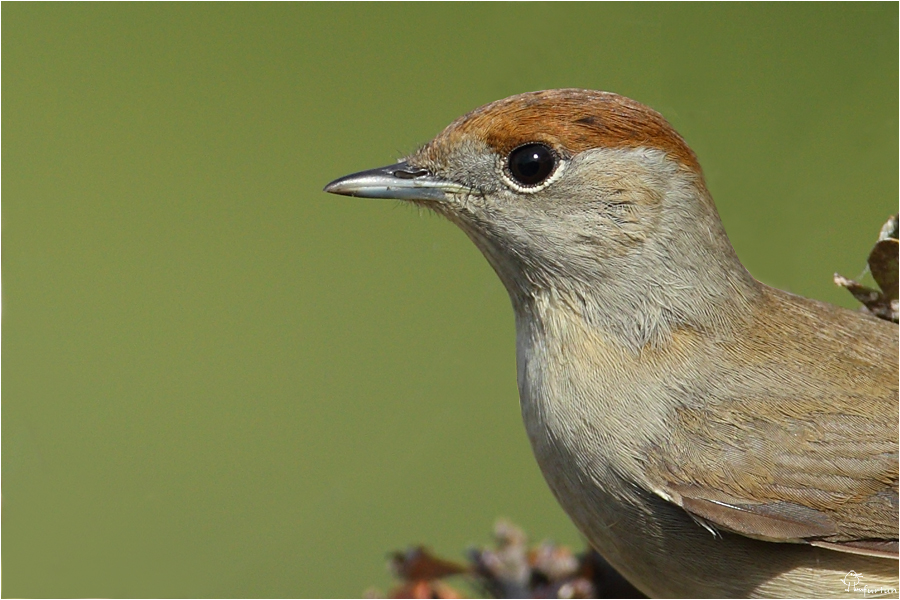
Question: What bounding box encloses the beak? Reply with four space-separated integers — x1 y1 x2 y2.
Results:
323 162 469 203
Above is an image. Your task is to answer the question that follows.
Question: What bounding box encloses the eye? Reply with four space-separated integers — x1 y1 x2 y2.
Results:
507 143 556 187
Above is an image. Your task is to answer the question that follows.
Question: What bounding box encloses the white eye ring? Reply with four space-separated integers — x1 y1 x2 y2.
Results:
498 150 567 194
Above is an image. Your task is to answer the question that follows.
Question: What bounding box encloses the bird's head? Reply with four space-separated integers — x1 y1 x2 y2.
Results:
326 89 756 346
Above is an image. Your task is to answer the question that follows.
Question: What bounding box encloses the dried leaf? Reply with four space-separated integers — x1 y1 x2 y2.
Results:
375 520 645 599
877 214 898 242
833 274 898 322
869 238 898 300
390 547 468 581
387 580 465 599
834 215 899 323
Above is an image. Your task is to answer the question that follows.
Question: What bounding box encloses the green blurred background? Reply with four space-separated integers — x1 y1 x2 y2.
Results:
4 3 897 597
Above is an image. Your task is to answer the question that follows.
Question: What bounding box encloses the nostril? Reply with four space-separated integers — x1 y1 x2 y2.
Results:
393 168 429 180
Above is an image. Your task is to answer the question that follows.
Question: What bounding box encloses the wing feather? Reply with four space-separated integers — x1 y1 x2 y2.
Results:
645 287 899 558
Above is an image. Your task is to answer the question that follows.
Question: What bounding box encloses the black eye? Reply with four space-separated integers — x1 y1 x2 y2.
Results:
507 143 556 187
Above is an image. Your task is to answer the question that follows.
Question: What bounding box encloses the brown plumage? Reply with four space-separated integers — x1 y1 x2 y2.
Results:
649 287 898 552
325 89 899 597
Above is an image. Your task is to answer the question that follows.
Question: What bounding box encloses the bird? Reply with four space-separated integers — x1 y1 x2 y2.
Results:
324 89 899 598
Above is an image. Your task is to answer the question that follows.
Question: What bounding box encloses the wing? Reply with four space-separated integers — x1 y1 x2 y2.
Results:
645 287 899 558
651 402 898 557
